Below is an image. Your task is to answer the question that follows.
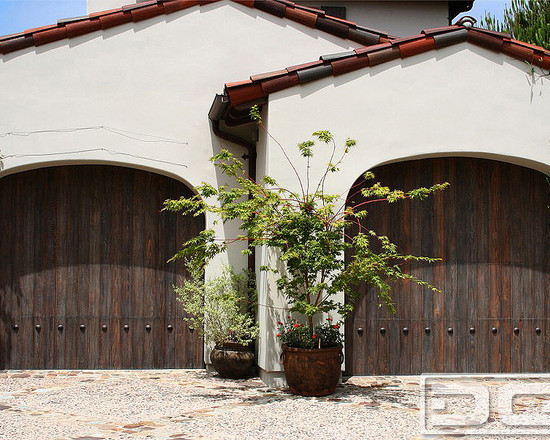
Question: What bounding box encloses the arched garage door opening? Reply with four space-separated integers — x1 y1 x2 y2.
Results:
345 157 549 375
0 165 204 369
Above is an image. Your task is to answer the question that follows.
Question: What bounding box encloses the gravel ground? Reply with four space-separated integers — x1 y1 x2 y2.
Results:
0 370 548 440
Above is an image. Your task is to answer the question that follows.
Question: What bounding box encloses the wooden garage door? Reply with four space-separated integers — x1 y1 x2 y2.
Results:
0 165 204 369
345 157 550 375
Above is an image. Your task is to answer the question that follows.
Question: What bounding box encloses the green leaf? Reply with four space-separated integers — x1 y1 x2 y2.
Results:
312 130 333 143
164 129 448 325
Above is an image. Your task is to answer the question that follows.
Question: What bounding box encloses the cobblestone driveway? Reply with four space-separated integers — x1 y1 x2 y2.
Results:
0 370 545 440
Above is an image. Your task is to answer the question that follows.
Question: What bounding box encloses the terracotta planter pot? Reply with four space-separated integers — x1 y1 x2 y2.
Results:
210 343 255 379
281 344 343 396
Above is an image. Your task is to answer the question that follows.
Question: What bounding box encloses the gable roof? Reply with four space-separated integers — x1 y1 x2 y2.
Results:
222 19 550 107
0 0 394 55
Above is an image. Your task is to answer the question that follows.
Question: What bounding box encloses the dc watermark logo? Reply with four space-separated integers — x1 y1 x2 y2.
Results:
421 375 550 435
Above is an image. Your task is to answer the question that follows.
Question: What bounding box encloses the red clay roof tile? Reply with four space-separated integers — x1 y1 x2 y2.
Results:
276 0 296 6
32 27 68 46
0 35 34 54
226 79 255 88
162 0 199 13
315 16 349 39
467 29 504 52
250 69 288 81
532 54 550 70
356 24 391 38
284 6 318 28
89 8 122 18
0 32 25 42
24 24 58 34
331 55 369 76
398 36 435 58
260 73 299 94
65 19 102 38
286 59 323 73
348 28 380 46
421 26 462 36
226 82 266 105
231 0 254 6
354 42 391 55
223 23 550 109
502 41 534 63
511 39 550 55
367 45 400 65
390 34 425 45
295 4 325 15
470 27 511 40
326 15 356 27
122 0 157 11
0 0 389 55
254 0 286 18
129 3 166 21
98 11 133 29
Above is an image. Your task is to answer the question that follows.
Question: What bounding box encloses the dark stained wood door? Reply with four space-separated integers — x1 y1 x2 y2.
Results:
345 157 550 375
0 165 204 369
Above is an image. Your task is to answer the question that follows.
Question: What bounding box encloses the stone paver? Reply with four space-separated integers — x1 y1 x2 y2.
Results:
0 370 547 440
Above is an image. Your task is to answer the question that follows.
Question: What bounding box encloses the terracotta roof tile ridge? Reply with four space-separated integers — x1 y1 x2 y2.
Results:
469 26 511 39
235 0 395 43
510 39 550 56
224 25 550 107
0 32 26 42
0 0 394 55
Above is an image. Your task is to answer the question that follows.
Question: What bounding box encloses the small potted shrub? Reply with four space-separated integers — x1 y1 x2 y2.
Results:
174 267 258 379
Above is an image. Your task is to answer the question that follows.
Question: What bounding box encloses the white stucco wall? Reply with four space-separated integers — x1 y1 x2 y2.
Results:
0 1 363 367
257 42 550 375
296 1 449 36
267 43 550 194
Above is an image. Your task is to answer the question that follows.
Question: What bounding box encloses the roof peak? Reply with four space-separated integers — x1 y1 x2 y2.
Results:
0 0 395 56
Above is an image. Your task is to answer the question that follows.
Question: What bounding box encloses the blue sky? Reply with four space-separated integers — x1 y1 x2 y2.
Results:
0 0 507 36
459 0 507 23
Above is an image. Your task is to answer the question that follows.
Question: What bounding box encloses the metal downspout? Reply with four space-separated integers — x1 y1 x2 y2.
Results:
210 120 257 275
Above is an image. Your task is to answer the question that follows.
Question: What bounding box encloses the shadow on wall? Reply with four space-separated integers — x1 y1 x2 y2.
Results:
257 248 291 372
209 125 250 272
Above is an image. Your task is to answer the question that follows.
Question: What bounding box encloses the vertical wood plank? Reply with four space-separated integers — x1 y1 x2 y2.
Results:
345 157 548 375
475 159 489 373
0 165 203 369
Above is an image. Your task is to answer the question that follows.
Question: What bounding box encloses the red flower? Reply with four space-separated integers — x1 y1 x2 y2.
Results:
277 321 282 325
293 323 300 328
327 318 333 321
333 325 339 329
312 334 317 338
276 333 281 337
